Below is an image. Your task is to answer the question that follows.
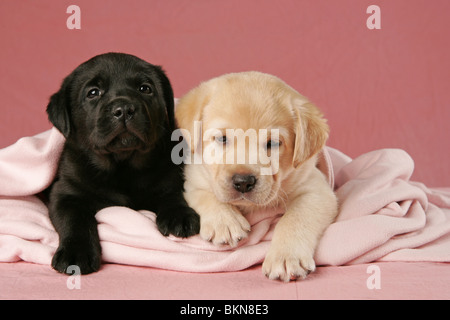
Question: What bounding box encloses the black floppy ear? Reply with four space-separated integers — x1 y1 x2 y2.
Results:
46 74 74 138
154 66 176 132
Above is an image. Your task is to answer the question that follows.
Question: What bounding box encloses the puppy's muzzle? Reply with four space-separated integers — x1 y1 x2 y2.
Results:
92 97 151 155
232 174 257 193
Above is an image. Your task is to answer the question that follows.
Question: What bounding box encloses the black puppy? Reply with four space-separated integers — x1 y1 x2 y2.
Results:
46 53 200 274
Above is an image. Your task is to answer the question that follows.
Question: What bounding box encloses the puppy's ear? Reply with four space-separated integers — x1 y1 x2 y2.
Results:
292 98 329 168
46 75 74 138
154 66 176 132
175 83 211 153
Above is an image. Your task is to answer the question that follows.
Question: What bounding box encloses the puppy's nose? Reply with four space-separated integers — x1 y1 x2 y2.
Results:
232 174 257 193
112 105 136 122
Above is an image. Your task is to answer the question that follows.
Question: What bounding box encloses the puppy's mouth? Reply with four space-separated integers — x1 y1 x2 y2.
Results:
106 132 143 152
93 129 151 156
229 194 262 206
216 185 279 208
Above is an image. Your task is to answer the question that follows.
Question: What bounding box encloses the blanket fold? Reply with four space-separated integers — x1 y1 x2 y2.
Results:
1 128 449 272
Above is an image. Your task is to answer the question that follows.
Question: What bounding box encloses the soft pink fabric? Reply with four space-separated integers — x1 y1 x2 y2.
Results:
315 149 450 265
0 129 449 272
0 129 65 196
2 261 450 300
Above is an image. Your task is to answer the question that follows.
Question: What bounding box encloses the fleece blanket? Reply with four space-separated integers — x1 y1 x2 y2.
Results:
1 128 450 272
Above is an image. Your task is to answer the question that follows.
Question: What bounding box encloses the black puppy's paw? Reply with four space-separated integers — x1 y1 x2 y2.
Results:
51 240 102 275
156 207 200 238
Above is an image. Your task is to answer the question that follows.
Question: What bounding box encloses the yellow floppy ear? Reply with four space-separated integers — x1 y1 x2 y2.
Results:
175 83 211 153
292 98 329 168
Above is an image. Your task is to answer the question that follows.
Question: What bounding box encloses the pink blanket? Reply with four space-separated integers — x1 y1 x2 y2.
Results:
1 128 449 272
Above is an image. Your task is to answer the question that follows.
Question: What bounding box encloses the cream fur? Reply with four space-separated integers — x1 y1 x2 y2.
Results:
176 72 338 282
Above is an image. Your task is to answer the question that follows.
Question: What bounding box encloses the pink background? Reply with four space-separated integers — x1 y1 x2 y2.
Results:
0 0 449 187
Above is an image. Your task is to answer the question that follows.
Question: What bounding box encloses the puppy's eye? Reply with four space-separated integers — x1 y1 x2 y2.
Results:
87 88 101 99
139 85 153 95
266 140 281 149
215 136 227 144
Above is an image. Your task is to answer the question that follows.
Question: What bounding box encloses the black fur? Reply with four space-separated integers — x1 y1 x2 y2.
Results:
46 53 199 274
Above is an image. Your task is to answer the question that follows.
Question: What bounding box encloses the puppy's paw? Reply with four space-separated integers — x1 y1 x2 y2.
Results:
156 207 200 238
200 208 251 247
51 240 102 275
262 245 316 282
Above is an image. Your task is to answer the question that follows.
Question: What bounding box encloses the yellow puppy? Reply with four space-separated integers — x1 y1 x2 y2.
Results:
175 72 338 281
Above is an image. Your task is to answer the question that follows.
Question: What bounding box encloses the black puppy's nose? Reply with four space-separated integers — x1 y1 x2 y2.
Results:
112 105 136 122
232 174 257 193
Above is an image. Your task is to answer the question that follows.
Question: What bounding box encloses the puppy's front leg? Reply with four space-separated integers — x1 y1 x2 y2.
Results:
155 193 200 238
184 189 251 247
49 193 102 275
262 183 338 282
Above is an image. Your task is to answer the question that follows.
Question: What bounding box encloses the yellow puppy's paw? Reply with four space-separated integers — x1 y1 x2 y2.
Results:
200 208 251 247
262 246 316 282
